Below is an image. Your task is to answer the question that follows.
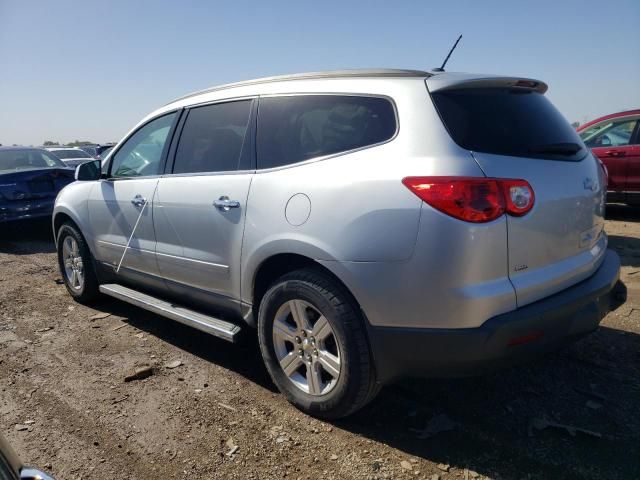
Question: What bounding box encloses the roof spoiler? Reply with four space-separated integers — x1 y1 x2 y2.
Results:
427 76 548 94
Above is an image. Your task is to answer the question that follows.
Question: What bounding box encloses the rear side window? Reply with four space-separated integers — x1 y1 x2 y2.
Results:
173 100 252 174
257 95 396 169
431 88 587 161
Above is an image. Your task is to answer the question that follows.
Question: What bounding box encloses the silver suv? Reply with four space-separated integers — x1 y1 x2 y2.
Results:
53 69 621 418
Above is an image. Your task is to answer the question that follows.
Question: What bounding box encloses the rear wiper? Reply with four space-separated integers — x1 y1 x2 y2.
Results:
528 142 583 155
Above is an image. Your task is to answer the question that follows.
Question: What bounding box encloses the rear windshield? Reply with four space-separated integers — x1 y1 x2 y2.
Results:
81 147 97 156
0 150 66 171
431 88 587 161
51 149 90 159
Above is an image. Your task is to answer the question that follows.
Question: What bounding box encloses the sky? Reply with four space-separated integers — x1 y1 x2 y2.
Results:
0 0 638 146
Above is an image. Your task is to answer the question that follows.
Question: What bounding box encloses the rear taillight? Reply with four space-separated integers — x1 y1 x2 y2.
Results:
500 179 535 217
402 176 534 223
596 157 608 187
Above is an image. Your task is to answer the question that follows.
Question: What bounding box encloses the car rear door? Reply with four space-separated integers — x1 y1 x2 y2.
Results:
581 116 640 195
428 79 607 307
153 99 255 304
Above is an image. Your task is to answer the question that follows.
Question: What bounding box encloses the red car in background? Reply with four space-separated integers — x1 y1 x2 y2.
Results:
578 109 640 205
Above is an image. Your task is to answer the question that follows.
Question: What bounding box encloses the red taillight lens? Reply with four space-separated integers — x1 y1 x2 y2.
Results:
596 158 608 187
402 177 534 223
402 177 505 223
500 179 535 216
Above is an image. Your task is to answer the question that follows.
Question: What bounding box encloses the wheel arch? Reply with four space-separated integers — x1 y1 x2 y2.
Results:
52 206 93 255
248 252 363 328
53 211 74 239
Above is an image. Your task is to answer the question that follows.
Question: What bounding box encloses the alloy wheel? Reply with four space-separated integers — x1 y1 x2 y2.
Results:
272 299 342 396
62 236 84 291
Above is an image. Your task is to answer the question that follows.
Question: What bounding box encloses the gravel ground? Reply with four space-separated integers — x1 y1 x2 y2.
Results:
1 206 639 480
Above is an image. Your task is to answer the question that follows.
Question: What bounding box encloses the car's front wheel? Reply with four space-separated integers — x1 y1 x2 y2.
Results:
257 268 379 419
56 222 99 303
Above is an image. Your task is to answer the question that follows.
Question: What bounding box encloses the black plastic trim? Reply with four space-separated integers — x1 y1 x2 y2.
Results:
368 249 622 384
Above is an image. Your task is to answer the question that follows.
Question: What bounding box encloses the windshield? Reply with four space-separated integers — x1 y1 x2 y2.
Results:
50 149 92 159
0 149 67 171
431 88 587 161
80 146 98 156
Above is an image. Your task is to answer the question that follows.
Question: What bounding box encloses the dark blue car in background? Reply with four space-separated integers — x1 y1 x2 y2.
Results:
0 147 75 223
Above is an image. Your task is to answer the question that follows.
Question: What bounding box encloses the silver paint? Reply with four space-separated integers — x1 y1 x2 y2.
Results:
53 70 607 334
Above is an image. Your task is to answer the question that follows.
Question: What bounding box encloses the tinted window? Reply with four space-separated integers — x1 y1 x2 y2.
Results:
110 112 176 178
432 88 587 161
51 149 90 159
97 145 114 155
80 147 98 156
580 118 639 148
173 100 252 174
257 95 396 169
0 150 66 171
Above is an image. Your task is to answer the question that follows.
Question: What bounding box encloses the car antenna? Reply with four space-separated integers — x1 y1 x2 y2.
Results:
432 35 462 72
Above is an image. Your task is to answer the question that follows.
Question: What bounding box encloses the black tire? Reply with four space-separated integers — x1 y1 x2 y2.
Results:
56 222 100 303
257 268 379 419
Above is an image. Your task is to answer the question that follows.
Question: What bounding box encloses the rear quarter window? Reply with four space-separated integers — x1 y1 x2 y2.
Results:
431 88 587 161
257 95 396 169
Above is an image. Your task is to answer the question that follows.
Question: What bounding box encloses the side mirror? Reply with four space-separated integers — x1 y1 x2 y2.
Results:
75 159 102 181
21 468 55 480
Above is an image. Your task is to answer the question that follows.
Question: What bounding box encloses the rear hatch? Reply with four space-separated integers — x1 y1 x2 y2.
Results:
427 76 607 307
0 168 75 202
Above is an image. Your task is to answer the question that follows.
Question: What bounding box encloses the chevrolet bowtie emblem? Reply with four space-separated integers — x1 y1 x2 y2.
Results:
583 177 597 192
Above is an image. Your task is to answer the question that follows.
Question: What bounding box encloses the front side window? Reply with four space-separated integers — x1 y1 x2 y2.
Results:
173 100 252 174
257 95 397 169
580 118 639 148
110 112 176 178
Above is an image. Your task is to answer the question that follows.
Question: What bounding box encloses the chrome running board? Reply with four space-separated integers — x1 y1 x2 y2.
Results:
99 283 241 342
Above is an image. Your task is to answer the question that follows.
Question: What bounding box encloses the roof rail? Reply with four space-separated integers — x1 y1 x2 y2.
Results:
166 68 432 105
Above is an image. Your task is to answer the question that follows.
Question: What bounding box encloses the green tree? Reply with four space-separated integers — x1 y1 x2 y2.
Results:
43 140 60 146
67 140 95 146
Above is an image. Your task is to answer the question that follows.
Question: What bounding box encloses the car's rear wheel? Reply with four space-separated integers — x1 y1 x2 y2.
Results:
257 268 379 419
57 222 99 303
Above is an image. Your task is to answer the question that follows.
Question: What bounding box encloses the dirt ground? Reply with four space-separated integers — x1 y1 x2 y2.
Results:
1 206 639 480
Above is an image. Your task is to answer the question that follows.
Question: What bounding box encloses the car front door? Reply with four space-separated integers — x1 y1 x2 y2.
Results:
622 123 640 193
153 99 255 304
582 116 640 196
87 111 178 280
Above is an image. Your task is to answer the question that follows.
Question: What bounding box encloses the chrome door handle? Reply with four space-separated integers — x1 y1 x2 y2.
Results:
213 196 240 211
604 150 626 157
131 195 147 207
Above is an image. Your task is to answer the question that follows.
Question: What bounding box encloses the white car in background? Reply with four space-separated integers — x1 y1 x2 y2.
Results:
46 147 95 168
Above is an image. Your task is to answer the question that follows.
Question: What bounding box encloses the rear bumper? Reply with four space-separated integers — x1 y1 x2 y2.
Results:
0 199 55 223
607 190 640 205
369 249 622 384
